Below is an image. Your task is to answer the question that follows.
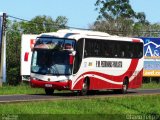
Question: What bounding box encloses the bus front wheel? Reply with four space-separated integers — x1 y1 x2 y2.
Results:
45 88 54 95
80 79 89 96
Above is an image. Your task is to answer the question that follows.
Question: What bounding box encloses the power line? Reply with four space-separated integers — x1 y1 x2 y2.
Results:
8 15 30 22
7 15 91 30
8 15 64 30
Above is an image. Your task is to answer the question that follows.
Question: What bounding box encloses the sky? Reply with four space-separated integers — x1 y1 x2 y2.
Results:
0 0 160 28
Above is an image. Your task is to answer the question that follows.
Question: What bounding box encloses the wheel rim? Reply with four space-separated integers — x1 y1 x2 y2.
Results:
81 81 88 95
83 82 87 90
123 84 127 91
122 81 128 94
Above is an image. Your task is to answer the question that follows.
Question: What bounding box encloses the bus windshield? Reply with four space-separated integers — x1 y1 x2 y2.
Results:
31 37 76 75
31 50 73 75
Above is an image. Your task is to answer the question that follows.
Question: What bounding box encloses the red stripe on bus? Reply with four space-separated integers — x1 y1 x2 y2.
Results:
73 69 143 90
73 59 139 87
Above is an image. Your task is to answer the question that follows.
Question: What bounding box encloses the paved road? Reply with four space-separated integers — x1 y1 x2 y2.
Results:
0 89 160 103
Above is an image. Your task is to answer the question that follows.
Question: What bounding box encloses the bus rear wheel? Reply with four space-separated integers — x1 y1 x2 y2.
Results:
122 78 128 94
45 88 54 95
114 78 128 94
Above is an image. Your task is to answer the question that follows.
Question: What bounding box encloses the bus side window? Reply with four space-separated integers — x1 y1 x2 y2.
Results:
121 51 125 57
84 50 88 57
104 51 110 57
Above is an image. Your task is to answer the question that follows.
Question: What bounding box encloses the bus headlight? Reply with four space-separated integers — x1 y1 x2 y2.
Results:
31 77 41 81
60 79 69 82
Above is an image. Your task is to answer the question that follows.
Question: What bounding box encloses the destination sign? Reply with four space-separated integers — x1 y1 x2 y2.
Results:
96 61 122 68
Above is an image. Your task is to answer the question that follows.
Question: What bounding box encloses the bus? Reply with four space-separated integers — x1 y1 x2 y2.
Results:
30 29 144 95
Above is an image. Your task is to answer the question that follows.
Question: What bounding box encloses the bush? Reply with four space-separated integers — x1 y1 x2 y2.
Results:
7 67 21 85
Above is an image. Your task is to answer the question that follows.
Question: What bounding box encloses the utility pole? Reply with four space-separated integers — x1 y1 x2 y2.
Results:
0 13 7 87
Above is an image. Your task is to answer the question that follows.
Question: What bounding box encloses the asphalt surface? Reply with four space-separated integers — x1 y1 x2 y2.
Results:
0 89 160 103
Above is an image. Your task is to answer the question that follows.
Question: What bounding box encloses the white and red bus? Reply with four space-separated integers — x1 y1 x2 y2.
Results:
30 29 144 95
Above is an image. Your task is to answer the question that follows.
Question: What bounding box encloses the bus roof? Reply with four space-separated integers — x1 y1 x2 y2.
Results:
38 29 143 43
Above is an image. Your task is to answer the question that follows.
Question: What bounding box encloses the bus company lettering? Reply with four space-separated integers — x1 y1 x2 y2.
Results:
96 61 122 68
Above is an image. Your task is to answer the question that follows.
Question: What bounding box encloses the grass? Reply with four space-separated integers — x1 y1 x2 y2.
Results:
0 95 160 120
0 83 44 95
141 82 160 89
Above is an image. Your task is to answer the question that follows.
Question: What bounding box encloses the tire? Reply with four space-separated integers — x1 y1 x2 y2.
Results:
122 78 128 94
80 79 89 96
45 88 54 95
113 78 128 94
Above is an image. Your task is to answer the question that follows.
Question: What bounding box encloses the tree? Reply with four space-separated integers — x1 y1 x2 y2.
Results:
90 16 134 36
6 20 21 85
20 15 68 34
55 16 68 29
93 0 149 36
95 0 135 20
149 23 160 37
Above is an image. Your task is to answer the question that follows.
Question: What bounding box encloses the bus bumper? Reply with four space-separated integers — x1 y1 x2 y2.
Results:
30 79 72 90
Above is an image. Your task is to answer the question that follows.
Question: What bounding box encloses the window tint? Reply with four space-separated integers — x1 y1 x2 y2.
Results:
84 39 143 59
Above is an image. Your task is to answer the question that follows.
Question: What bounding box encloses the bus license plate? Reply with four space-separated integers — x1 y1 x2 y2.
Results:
45 84 52 88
